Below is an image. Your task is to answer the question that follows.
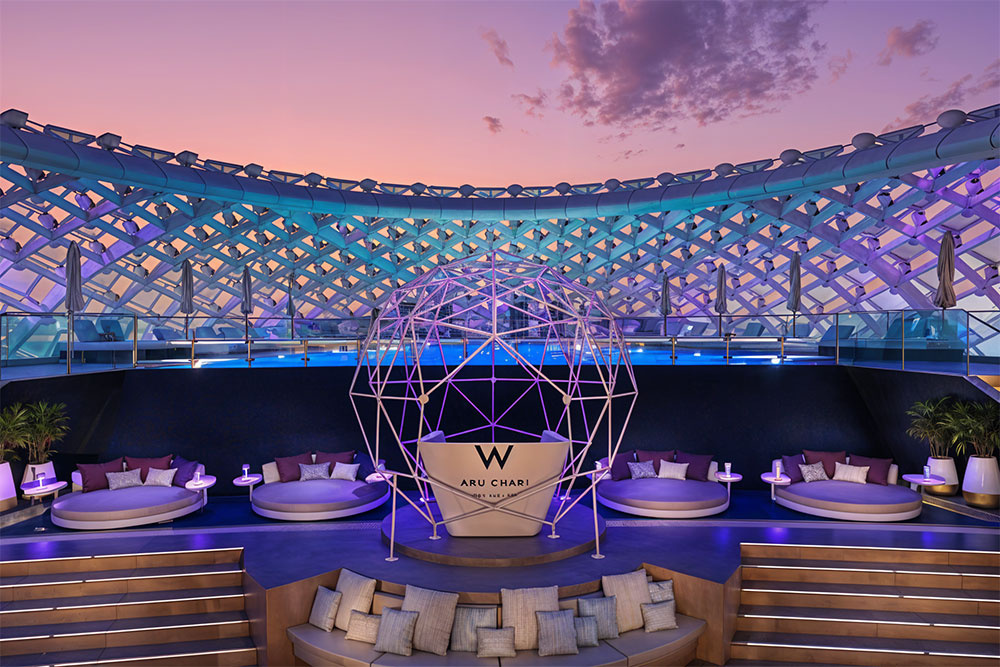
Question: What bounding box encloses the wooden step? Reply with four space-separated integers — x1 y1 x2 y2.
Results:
742 556 1000 590
0 586 246 627
0 562 243 602
737 604 1000 643
0 636 256 667
740 543 1000 568
0 611 249 656
0 548 243 578
731 630 1000 666
740 581 1000 616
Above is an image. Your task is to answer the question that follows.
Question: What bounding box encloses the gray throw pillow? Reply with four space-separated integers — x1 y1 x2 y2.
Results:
373 608 418 656
401 584 459 656
578 596 619 639
334 568 377 632
648 579 674 603
602 570 652 633
308 587 342 632
331 462 360 481
799 461 829 483
641 599 678 632
500 585 560 650
451 606 497 652
627 460 656 479
574 616 599 647
144 467 177 487
476 627 516 658
299 462 330 481
345 610 380 644
106 468 143 490
536 609 579 657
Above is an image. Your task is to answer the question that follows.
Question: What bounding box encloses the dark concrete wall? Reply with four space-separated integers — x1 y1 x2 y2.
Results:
2 365 989 494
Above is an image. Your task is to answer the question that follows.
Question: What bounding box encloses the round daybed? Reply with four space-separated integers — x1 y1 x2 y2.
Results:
252 453 390 521
594 456 730 518
53 468 206 530
770 456 922 521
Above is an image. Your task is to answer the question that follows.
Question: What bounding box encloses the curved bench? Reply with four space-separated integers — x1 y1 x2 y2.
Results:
770 457 921 521
594 458 729 518
52 484 204 530
289 614 704 667
251 478 390 521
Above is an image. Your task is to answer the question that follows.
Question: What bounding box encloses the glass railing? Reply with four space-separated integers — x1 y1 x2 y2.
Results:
0 309 995 378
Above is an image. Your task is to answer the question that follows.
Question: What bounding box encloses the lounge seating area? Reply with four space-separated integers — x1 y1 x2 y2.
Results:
288 567 705 667
52 455 207 530
251 450 391 521
770 450 922 521
594 450 730 518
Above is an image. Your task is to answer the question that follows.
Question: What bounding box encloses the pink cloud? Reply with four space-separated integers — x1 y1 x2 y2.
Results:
482 115 504 134
829 49 853 82
481 28 514 68
512 89 548 117
878 20 938 66
883 59 1000 130
547 0 824 128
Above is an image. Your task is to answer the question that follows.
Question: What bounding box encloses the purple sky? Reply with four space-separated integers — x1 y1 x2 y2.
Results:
1 0 997 185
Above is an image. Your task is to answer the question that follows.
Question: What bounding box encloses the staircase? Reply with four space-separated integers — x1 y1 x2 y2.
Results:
0 547 256 666
731 543 1000 666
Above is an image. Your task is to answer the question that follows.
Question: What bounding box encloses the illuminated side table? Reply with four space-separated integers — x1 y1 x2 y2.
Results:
715 472 742 499
233 473 263 501
902 473 946 492
185 475 217 509
761 472 791 501
21 479 68 504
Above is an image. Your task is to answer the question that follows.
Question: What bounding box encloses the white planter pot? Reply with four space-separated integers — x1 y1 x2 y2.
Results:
0 461 16 512
962 456 1000 509
21 461 56 491
925 456 959 496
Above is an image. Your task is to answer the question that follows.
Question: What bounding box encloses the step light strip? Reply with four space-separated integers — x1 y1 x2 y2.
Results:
0 592 244 614
740 613 1000 629
740 543 1000 555
737 641 921 655
0 547 243 567
745 563 999 577
0 568 241 588
0 620 245 642
51 647 251 666
744 587 997 602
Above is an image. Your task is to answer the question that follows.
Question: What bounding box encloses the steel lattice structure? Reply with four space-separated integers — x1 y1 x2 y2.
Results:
0 107 998 321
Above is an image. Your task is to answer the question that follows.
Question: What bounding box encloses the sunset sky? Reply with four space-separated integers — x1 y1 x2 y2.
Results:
1 0 997 186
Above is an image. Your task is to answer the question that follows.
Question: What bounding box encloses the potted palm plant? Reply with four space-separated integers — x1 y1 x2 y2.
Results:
20 402 69 488
945 400 1000 509
906 397 958 496
0 403 29 511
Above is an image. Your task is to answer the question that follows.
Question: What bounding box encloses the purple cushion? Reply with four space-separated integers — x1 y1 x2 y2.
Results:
125 455 173 483
315 450 355 468
597 478 728 511
636 450 675 475
675 451 713 481
275 452 314 482
170 455 200 487
848 454 893 485
803 450 847 478
78 458 124 493
609 450 635 481
781 454 805 483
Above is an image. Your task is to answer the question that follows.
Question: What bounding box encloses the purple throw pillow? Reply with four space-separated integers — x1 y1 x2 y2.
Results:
125 455 173 483
78 458 124 492
675 451 713 481
803 450 847 479
275 452 314 482
848 454 893 485
315 450 355 468
636 450 675 475
608 450 635 481
781 454 805 483
170 455 199 487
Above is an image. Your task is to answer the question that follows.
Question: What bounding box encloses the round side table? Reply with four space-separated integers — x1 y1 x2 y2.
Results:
902 473 946 491
760 472 791 501
21 480 68 504
185 475 217 509
716 472 742 498
233 474 263 501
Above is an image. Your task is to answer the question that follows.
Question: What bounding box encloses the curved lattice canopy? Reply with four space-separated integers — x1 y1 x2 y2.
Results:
0 106 997 320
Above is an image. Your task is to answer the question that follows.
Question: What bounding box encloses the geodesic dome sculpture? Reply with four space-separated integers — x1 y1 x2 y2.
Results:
349 251 637 538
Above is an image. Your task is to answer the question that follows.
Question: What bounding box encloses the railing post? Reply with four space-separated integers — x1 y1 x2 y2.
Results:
900 309 905 371
671 336 676 365
835 312 840 366
966 310 970 376
132 314 138 368
190 334 196 369
780 336 785 363
303 339 308 367
67 312 73 375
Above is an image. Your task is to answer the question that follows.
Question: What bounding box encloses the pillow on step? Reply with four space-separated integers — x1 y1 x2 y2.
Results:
308 586 342 632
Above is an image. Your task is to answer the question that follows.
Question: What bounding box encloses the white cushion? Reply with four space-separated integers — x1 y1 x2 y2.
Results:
331 462 360 481
833 461 869 484
657 460 688 480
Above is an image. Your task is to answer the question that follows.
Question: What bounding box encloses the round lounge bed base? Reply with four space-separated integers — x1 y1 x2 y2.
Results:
773 495 922 522
251 491 390 521
50 488 205 530
596 491 729 518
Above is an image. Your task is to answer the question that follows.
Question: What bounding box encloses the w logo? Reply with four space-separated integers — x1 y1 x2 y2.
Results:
475 445 513 470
